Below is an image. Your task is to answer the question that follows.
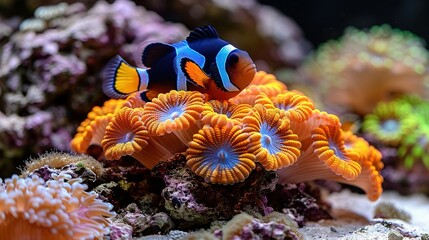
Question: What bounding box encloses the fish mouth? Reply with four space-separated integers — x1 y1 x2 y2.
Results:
242 63 257 75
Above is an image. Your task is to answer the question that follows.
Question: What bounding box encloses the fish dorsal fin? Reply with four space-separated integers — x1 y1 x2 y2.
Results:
141 42 175 67
186 25 219 42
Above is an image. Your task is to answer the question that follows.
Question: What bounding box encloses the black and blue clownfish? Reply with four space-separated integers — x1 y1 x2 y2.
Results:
102 25 257 101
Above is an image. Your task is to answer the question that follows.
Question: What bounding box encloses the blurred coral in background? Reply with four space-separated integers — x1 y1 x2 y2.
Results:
298 25 429 115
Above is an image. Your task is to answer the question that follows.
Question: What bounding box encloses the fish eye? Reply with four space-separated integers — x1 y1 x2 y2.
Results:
228 53 239 65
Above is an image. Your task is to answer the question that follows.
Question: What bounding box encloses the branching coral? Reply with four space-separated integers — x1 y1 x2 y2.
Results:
186 124 256 184
301 25 429 115
243 104 301 170
0 173 114 240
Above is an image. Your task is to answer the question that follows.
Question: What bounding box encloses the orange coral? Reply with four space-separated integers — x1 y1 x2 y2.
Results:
276 124 384 201
186 123 256 184
102 107 148 158
121 90 147 108
102 107 172 169
231 71 288 105
201 100 252 127
312 125 362 180
243 104 301 170
70 99 126 154
142 90 204 146
290 109 341 143
255 91 315 122
0 173 114 240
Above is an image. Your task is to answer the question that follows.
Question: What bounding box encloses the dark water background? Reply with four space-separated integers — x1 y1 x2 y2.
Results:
259 0 429 47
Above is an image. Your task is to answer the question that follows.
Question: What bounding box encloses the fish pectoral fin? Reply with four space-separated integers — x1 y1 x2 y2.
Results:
142 42 175 67
102 55 142 99
180 57 210 89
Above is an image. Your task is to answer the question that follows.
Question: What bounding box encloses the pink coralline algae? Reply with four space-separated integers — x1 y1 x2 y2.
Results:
0 0 188 177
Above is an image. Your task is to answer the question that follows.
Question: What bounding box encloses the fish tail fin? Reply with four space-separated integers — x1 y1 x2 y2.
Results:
102 55 146 99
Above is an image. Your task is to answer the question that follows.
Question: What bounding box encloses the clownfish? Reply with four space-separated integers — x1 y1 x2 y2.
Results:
102 25 256 101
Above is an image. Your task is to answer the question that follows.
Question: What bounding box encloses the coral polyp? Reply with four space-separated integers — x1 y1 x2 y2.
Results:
141 90 205 145
243 104 301 170
186 124 256 184
201 100 252 127
362 101 416 145
312 125 362 180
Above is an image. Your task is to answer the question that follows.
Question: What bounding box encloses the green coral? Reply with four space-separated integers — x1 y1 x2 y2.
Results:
397 100 429 168
362 100 417 145
363 95 429 169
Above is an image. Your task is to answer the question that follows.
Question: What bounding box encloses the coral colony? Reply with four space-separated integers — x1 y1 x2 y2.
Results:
3 1 429 239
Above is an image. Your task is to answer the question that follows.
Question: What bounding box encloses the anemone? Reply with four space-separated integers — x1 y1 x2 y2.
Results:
255 91 315 123
102 107 148 157
186 123 256 184
70 114 114 154
86 99 126 120
0 173 114 240
242 104 301 170
121 90 148 108
70 99 126 153
277 124 362 182
102 107 166 169
289 109 341 143
362 101 417 145
201 100 252 127
231 71 288 105
344 145 384 201
342 130 372 164
142 90 204 146
277 124 384 201
398 125 429 169
311 125 362 180
21 152 105 178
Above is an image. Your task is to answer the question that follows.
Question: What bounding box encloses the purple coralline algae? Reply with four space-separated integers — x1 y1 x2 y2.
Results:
111 203 174 238
267 183 332 227
0 0 188 177
209 212 302 240
152 153 278 228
